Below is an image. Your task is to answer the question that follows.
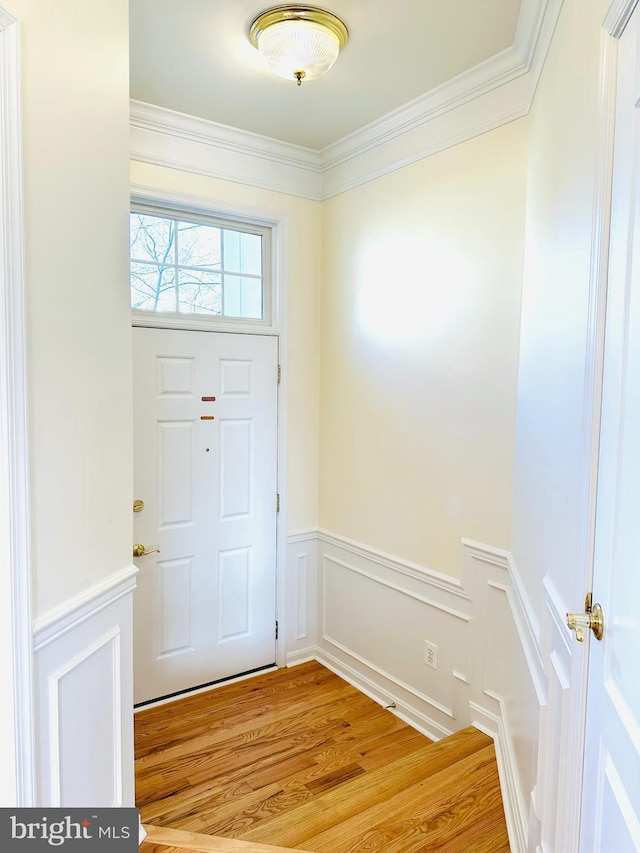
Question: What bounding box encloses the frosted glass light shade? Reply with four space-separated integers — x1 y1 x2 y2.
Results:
249 7 349 85
258 20 339 82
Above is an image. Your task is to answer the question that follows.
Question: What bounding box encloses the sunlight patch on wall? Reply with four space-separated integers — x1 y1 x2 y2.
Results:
356 235 480 347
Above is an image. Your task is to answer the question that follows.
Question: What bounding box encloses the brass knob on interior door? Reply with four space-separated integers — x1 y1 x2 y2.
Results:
566 593 604 642
133 543 160 558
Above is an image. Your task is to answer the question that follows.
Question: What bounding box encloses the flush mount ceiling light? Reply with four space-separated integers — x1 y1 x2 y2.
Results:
249 5 349 86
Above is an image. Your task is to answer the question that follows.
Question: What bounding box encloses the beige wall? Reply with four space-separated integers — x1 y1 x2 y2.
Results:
6 0 132 616
319 120 528 575
130 161 322 534
511 0 610 622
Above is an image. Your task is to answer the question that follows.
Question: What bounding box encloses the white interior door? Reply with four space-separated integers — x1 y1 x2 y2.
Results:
580 7 640 849
132 327 278 705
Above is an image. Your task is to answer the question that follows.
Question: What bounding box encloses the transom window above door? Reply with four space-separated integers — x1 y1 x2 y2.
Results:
130 207 271 324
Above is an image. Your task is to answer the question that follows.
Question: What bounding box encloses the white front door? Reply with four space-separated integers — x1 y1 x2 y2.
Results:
132 327 278 705
580 6 640 849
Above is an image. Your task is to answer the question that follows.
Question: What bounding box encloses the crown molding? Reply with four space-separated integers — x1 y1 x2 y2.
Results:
604 0 640 37
516 0 565 102
319 46 527 173
130 100 323 201
129 0 564 200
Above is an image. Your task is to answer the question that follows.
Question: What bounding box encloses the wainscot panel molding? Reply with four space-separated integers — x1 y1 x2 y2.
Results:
530 576 581 853
130 0 564 201
284 530 318 667
33 566 137 807
284 530 560 853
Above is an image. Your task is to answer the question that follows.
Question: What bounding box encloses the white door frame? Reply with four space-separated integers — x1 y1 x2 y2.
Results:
0 8 35 806
130 183 290 671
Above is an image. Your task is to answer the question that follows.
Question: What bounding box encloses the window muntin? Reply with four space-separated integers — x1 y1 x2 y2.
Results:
130 209 269 322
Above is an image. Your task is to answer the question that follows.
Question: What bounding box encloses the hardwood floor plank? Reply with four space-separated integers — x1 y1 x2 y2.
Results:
353 725 430 772
237 728 489 847
340 756 509 853
136 684 371 778
299 745 500 853
194 785 315 838
136 664 508 853
135 664 338 758
304 762 365 795
137 682 357 767
138 720 348 805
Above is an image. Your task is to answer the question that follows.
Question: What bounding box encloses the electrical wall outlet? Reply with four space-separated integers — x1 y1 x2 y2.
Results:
424 640 438 669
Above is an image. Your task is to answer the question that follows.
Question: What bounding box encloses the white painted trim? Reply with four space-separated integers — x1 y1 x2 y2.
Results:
319 47 527 172
33 565 138 651
131 100 320 172
317 528 469 599
34 574 136 807
604 0 640 36
516 0 565 102
294 530 545 853
507 555 546 705
130 100 322 202
320 101 530 199
515 0 554 67
464 539 546 705
470 698 528 853
315 646 451 741
48 626 123 806
286 527 318 543
0 7 35 807
129 0 564 200
274 221 289 669
323 553 471 622
542 576 573 669
320 632 456 720
285 649 317 667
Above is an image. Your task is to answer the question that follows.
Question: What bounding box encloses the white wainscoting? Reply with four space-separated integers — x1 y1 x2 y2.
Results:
284 530 318 666
284 529 578 853
32 566 137 808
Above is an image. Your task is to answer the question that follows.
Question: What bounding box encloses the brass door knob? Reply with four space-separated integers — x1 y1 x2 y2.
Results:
566 593 604 642
133 543 160 558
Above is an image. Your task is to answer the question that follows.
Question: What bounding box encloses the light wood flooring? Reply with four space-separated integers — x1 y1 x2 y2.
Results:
135 661 509 852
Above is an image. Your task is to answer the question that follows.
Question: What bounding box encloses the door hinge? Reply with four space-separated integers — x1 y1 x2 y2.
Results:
277 364 281 384
276 493 280 512
275 620 279 640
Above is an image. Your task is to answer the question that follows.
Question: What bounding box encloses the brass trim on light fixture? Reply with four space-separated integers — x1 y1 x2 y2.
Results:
249 5 349 50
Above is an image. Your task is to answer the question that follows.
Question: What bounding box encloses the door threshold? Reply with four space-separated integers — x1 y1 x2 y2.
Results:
134 663 277 712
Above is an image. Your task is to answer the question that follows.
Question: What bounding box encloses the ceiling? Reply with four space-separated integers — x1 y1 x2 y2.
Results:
129 0 522 151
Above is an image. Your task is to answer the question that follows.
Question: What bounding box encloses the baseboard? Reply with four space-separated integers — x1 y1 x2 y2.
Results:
314 646 452 741
286 528 541 853
33 566 137 807
285 648 318 668
470 697 528 853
